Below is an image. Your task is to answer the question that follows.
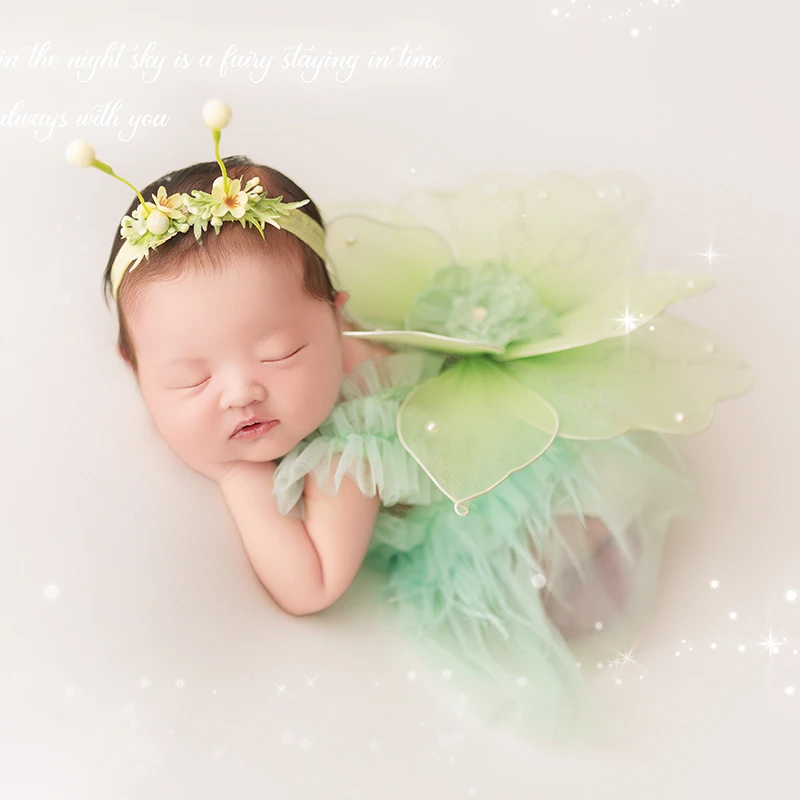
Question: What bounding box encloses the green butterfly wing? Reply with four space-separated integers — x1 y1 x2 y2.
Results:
396 357 559 515
342 329 504 356
324 169 655 353
325 215 454 331
499 312 755 439
322 172 754 513
498 271 718 359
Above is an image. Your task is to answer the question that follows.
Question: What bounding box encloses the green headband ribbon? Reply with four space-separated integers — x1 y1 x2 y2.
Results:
66 99 327 301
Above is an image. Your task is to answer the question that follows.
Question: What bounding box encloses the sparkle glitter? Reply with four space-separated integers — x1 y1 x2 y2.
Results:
700 245 722 265
614 305 639 332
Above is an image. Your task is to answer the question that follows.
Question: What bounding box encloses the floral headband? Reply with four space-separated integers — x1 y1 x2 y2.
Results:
65 99 327 301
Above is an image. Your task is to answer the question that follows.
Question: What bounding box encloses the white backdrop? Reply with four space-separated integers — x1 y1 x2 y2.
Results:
1 1 797 797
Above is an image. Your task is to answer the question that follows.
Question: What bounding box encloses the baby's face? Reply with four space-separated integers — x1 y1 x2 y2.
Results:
126 251 348 474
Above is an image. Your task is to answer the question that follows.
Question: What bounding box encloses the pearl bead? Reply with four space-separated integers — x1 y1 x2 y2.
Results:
146 210 170 235
471 305 488 322
426 421 438 432
346 234 356 245
530 573 547 589
675 412 685 422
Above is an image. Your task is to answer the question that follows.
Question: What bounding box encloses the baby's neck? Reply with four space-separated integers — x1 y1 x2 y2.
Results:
341 320 394 375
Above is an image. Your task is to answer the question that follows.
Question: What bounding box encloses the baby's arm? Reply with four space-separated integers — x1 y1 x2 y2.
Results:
220 458 381 616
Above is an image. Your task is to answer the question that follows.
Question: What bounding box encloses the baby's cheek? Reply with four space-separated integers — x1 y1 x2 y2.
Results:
164 402 211 452
287 365 340 427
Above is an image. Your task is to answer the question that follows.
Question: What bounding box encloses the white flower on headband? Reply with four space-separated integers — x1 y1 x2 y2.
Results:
152 186 187 219
210 176 248 219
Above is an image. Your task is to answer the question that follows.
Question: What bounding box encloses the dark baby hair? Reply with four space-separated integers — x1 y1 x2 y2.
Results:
102 155 336 375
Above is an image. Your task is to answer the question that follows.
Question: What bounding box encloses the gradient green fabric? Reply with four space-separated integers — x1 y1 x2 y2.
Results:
270 171 753 742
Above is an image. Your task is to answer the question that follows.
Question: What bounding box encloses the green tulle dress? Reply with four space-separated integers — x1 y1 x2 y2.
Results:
270 170 754 743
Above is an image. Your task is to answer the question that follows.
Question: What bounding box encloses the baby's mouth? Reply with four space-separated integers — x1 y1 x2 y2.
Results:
230 419 280 439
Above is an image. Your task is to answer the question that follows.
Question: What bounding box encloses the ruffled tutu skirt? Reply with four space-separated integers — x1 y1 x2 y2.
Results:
364 429 698 743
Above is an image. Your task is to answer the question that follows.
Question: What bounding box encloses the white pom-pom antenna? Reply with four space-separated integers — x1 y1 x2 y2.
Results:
204 100 234 190
65 139 96 168
65 138 148 210
203 99 232 130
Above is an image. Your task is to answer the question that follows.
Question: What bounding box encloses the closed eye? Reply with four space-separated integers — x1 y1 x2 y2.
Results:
181 376 210 390
262 345 305 363
176 346 305 391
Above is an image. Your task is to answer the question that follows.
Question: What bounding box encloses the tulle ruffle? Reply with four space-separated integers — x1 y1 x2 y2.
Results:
403 262 558 348
272 351 447 516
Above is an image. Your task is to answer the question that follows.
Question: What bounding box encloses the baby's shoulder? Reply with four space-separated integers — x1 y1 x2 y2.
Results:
338 347 447 403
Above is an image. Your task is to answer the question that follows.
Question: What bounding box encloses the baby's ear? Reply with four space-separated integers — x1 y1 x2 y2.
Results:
334 291 351 329
117 343 130 364
334 290 350 313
